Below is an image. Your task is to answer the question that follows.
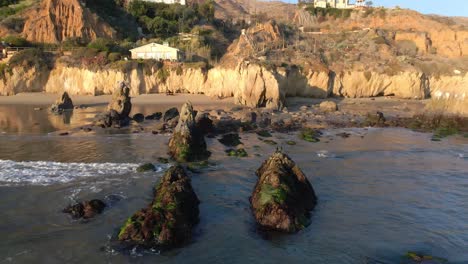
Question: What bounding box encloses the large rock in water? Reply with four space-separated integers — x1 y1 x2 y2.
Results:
50 92 74 113
168 102 210 162
250 149 317 233
95 82 132 127
118 166 200 248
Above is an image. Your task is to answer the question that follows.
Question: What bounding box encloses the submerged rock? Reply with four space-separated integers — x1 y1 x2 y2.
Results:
299 128 321 142
118 166 199 248
168 102 210 162
137 163 156 172
226 148 248 157
218 133 242 147
250 149 317 233
364 111 386 127
94 82 132 127
50 92 74 113
403 252 448 264
63 199 106 219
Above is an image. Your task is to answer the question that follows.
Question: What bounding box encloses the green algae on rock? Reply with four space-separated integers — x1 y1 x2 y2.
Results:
256 130 272 138
118 166 199 248
299 128 321 143
136 163 156 172
168 102 210 162
226 148 248 158
250 149 317 233
403 251 448 264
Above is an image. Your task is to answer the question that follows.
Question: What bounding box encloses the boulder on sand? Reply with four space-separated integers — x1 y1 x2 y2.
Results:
94 82 132 127
50 92 74 113
250 149 317 233
168 102 210 162
319 101 338 112
118 166 200 248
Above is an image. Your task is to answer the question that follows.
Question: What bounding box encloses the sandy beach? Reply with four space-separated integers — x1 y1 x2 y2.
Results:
0 92 235 108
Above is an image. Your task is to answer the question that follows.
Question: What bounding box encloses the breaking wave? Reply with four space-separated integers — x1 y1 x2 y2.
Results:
0 160 161 186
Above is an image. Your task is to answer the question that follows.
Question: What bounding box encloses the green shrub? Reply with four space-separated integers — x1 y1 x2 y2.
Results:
0 0 18 7
108 52 122 62
9 49 50 69
0 63 11 79
156 67 170 82
87 38 114 52
126 0 214 38
2 35 28 47
396 39 418 57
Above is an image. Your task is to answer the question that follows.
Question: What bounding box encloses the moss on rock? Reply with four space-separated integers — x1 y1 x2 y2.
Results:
118 166 199 248
250 149 317 233
136 163 156 172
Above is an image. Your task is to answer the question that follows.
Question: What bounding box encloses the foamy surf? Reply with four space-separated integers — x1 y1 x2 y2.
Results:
0 160 161 186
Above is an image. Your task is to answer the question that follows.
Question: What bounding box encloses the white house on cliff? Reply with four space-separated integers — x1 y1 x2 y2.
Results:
139 0 186 5
130 43 183 61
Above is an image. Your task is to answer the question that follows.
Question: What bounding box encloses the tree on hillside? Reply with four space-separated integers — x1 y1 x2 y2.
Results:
365 1 373 7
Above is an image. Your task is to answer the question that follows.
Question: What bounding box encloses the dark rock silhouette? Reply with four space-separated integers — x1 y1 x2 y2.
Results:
168 102 210 162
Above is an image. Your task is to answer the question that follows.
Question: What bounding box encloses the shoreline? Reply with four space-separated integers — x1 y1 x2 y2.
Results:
0 93 235 107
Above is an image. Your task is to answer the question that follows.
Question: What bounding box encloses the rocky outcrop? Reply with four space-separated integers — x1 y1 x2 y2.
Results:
50 92 74 113
0 62 467 113
21 0 117 43
63 199 106 219
118 166 199 248
251 149 317 233
319 101 337 112
168 102 210 162
94 81 132 127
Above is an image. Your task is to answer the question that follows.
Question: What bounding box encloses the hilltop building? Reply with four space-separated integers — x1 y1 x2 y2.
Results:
312 0 354 9
130 42 183 61
139 0 186 5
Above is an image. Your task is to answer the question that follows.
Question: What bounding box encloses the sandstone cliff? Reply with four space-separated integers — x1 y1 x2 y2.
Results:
5 0 118 43
1 61 466 114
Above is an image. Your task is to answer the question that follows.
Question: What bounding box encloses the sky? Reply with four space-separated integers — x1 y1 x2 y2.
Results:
371 0 468 17
280 0 468 17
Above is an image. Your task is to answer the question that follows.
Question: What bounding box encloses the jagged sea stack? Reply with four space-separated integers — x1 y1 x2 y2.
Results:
50 92 74 113
95 82 132 127
118 166 200 248
251 149 317 233
168 102 210 162
108 81 132 117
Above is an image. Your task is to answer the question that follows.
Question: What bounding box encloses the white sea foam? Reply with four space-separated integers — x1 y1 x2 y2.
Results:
0 159 142 186
317 150 338 158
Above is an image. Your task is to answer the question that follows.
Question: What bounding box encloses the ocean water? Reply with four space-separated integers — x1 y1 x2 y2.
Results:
0 105 467 263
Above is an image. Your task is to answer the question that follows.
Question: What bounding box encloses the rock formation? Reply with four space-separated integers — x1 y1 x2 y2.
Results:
50 92 74 113
118 166 199 248
319 101 337 112
95 81 132 127
0 62 467 114
21 0 117 43
63 199 106 219
168 102 210 162
251 149 317 233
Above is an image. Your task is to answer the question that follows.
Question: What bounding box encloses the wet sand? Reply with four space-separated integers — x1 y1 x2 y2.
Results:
0 93 234 108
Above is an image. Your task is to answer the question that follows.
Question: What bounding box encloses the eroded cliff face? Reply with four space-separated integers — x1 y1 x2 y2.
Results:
0 62 466 113
21 0 117 43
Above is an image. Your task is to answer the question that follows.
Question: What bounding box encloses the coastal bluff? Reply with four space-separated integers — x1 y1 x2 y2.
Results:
0 61 466 113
